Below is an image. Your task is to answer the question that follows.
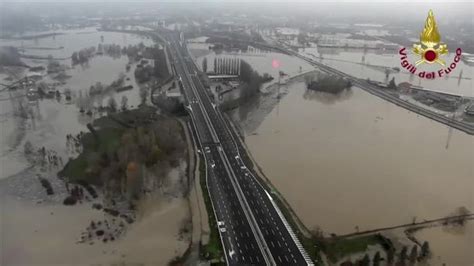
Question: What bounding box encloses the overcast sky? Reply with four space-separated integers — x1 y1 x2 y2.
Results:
1 0 472 23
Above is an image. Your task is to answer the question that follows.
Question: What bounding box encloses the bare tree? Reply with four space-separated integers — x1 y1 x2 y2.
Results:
121 96 128 111
108 97 117 112
139 87 148 105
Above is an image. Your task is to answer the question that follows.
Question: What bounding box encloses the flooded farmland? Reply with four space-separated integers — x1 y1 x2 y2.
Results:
0 27 190 265
237 80 473 233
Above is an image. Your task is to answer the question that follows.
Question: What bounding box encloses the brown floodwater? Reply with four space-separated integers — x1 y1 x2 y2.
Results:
415 223 474 265
0 195 189 265
238 81 473 236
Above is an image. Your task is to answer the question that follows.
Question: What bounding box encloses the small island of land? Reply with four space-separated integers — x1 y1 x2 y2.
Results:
305 74 352 94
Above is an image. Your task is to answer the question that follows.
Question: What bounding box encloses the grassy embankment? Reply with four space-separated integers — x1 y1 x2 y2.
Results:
198 154 225 265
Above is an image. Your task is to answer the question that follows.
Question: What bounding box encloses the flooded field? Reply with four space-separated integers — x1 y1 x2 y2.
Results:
236 80 473 234
0 27 152 59
415 223 474 265
1 27 153 180
300 46 474 97
231 80 473 264
1 28 189 265
0 194 189 265
188 38 315 87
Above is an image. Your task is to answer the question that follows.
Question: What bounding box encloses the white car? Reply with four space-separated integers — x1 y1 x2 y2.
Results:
210 160 215 168
204 147 211 153
217 221 226 233
235 155 240 159
240 165 246 170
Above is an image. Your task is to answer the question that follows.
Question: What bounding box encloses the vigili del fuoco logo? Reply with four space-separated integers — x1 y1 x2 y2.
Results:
398 10 462 80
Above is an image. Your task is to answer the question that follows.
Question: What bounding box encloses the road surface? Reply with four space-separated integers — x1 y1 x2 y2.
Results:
164 31 313 265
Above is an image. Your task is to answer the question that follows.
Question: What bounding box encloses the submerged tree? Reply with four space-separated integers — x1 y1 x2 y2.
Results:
409 245 418 263
108 97 117 112
388 77 397 90
373 251 381 266
399 246 408 265
139 87 148 105
121 96 128 111
360 254 370 266
421 241 431 258
386 248 395 265
202 57 208 73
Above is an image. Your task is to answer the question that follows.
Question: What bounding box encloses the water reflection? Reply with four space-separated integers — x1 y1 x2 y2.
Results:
303 88 354 105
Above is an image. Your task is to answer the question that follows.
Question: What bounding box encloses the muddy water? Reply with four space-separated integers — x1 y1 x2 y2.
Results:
189 40 474 264
0 194 189 265
188 40 315 85
0 28 190 265
415 223 474 265
300 46 474 97
0 28 152 180
0 27 152 59
237 81 473 235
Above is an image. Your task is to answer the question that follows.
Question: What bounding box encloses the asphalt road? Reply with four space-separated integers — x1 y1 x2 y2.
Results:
164 31 312 265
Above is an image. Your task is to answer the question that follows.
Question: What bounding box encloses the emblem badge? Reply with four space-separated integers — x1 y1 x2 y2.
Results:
412 10 448 66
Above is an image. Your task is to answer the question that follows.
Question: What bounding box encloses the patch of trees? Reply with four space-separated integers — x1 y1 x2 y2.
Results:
38 175 54 195
98 43 122 58
388 77 397 90
59 107 186 202
47 58 65 74
205 36 248 51
0 46 26 67
297 33 309 46
205 31 264 46
202 57 208 73
90 73 125 96
72 42 148 66
150 47 171 80
134 65 154 83
239 60 268 99
305 74 352 94
134 47 170 83
153 94 185 115
71 46 96 65
341 241 431 266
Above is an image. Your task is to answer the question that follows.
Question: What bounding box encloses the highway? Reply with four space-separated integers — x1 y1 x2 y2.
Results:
164 31 313 265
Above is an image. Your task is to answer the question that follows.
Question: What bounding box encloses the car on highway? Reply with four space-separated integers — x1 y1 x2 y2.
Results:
217 221 226 233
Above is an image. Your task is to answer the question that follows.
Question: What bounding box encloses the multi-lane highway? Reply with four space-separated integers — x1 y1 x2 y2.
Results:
164 31 313 265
